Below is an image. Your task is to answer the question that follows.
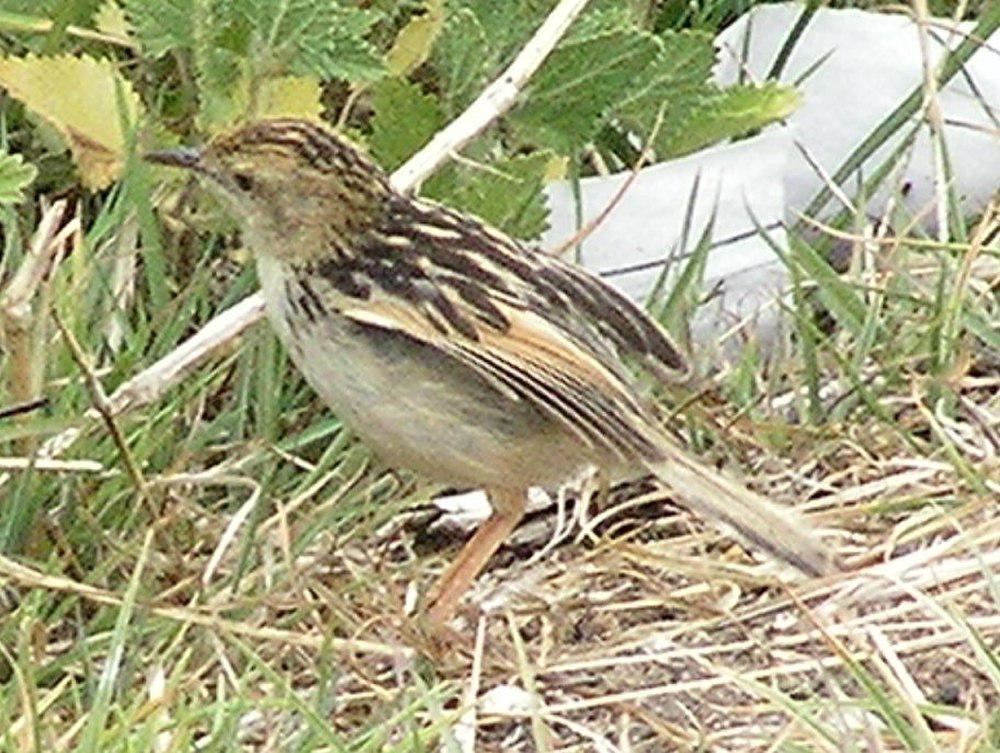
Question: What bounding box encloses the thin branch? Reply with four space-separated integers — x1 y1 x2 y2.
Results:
0 397 49 420
52 312 152 509
39 293 268 460
390 0 591 192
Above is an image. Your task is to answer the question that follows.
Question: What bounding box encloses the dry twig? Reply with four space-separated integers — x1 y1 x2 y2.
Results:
0 552 412 659
0 199 77 444
52 311 152 510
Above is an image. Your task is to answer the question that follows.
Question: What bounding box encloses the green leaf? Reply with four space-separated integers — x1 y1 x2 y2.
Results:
370 77 444 171
431 0 559 116
599 29 796 159
430 7 491 115
387 0 445 76
94 0 131 39
127 0 384 131
424 151 553 240
0 152 37 204
454 0 553 62
788 231 867 337
125 0 382 81
613 29 715 149
240 0 384 82
192 3 245 130
616 29 715 117
511 10 660 153
0 54 144 189
255 75 323 120
123 0 193 57
658 82 800 158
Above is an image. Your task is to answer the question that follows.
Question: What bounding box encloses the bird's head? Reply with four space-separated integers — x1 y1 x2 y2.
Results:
146 118 392 261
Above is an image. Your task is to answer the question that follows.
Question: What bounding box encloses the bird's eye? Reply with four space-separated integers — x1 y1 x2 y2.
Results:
233 173 255 192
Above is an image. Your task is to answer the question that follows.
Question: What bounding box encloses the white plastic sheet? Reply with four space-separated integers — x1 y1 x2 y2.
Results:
715 2 999 220
544 4 998 362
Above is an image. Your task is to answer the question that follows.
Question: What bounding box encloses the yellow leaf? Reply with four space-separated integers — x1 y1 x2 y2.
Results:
94 0 132 40
386 0 445 77
257 76 323 121
544 154 569 181
200 74 323 133
0 55 142 189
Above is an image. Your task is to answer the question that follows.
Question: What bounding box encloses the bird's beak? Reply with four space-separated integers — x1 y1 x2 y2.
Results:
144 146 203 170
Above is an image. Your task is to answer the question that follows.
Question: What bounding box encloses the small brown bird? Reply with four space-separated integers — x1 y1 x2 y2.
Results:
147 119 836 627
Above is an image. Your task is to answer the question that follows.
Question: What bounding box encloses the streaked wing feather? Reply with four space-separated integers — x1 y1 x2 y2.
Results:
304 192 683 460
450 343 609 450
338 294 659 460
379 196 689 380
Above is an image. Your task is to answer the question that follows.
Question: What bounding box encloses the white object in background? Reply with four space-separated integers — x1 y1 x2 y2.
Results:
543 128 792 364
544 4 997 364
714 2 1000 221
431 487 554 533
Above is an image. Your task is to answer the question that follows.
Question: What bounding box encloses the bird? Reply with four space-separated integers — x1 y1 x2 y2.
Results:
146 118 838 628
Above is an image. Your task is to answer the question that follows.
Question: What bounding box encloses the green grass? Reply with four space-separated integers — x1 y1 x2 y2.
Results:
1 0 999 750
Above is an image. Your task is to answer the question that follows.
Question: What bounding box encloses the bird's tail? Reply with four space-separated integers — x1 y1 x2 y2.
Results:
643 442 838 577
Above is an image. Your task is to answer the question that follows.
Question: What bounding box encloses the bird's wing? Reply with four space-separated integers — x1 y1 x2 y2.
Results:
373 196 690 381
338 292 661 461
305 193 687 458
323 201 838 579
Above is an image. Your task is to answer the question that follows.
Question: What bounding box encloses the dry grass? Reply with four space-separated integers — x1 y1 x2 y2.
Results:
2 256 997 749
1 0 998 749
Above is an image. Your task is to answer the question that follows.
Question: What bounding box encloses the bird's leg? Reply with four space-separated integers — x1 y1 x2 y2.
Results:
426 488 526 627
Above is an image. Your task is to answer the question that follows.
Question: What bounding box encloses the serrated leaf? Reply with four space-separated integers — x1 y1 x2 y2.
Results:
511 11 660 153
593 29 796 160
387 0 445 76
240 0 384 82
196 73 323 133
659 82 799 158
424 151 553 240
0 152 37 204
544 154 568 180
94 0 131 40
129 0 383 131
370 77 444 170
123 0 193 57
193 3 244 130
431 7 492 115
614 29 715 130
457 0 551 61
427 0 554 115
0 55 143 189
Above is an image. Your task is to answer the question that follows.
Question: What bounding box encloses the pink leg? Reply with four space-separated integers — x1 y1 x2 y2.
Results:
426 489 526 627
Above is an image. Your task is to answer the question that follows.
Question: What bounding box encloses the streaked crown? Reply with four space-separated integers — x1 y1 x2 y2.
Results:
147 119 393 262
207 119 389 191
